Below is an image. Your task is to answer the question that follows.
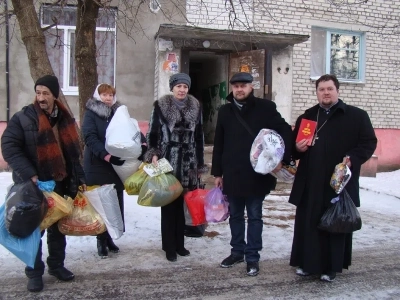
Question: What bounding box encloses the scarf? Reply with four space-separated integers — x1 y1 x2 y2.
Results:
34 100 82 181
172 96 188 110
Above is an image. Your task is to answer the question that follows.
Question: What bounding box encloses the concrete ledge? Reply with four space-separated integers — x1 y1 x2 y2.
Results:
360 155 378 177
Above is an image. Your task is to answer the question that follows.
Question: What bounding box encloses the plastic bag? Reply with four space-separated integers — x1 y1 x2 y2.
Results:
5 180 48 238
105 106 142 158
84 184 124 239
37 180 56 192
204 188 229 223
58 192 106 236
318 189 362 233
330 162 352 194
184 189 208 226
112 158 142 183
124 163 149 195
250 129 285 175
40 192 73 231
271 160 297 183
0 204 40 268
137 173 183 207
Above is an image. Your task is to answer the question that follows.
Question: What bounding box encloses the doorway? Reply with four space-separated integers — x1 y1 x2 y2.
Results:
188 51 228 144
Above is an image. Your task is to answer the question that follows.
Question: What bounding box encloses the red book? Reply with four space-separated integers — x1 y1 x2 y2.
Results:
296 118 317 146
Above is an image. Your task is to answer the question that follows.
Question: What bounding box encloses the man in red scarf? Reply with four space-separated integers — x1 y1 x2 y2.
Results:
1 75 86 292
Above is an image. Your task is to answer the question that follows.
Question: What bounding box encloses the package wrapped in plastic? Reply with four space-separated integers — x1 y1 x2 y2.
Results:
5 180 48 238
105 106 142 158
137 173 183 207
204 188 229 223
58 192 106 236
318 189 362 233
0 204 40 268
184 189 208 226
40 192 73 231
124 163 149 195
84 184 124 240
330 162 352 194
271 160 297 183
112 158 142 183
250 129 285 175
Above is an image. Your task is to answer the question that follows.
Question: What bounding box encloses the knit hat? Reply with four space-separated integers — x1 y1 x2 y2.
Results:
169 73 191 91
34 75 60 98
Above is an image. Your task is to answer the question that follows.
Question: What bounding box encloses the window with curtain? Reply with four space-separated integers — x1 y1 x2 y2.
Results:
310 27 366 83
41 5 117 95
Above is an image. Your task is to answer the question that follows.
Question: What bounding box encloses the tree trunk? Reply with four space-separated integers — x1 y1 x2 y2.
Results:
10 0 73 116
75 0 100 122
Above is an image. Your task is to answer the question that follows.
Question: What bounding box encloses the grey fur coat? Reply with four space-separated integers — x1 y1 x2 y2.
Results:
144 94 207 190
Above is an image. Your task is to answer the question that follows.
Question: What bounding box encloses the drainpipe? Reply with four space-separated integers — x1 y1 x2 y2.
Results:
5 0 10 121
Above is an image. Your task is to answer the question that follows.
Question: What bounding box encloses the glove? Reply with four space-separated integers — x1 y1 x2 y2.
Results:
137 144 148 161
109 155 125 166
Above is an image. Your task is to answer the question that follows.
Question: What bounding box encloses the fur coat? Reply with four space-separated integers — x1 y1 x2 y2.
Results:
144 94 207 190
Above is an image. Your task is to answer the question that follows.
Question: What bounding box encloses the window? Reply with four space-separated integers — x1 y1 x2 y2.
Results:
310 27 366 83
41 5 117 95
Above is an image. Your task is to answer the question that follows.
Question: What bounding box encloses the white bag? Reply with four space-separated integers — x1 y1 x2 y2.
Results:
250 129 285 175
105 105 142 159
112 158 142 183
84 184 124 239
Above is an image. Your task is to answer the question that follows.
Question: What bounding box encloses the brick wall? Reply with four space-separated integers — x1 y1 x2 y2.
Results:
186 0 400 128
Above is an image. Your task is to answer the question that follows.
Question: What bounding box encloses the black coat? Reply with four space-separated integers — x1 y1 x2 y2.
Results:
81 99 124 191
289 100 377 208
211 92 293 197
1 104 85 198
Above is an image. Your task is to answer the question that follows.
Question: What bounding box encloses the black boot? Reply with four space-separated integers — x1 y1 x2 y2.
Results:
107 237 120 253
97 235 108 258
27 276 43 292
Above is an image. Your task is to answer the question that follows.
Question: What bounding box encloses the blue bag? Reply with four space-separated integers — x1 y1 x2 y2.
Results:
0 204 40 268
37 180 56 192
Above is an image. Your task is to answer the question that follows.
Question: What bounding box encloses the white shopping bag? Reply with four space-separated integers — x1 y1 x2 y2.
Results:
105 105 142 159
112 158 142 183
84 184 124 239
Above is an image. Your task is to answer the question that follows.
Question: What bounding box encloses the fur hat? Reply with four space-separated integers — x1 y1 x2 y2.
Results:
169 73 191 91
34 75 60 98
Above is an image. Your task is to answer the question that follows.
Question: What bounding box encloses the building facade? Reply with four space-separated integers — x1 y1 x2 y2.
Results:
0 0 399 171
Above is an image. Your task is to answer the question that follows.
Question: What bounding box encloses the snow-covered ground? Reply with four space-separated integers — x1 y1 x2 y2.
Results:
0 170 399 276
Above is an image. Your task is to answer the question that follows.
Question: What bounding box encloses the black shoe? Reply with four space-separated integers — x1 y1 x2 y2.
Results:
246 261 259 276
27 276 43 292
320 271 336 282
177 248 190 256
107 238 120 253
166 252 177 262
220 254 244 268
48 267 75 281
97 239 108 258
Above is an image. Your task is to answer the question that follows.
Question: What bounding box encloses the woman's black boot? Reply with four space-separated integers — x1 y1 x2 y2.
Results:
97 235 108 258
107 237 120 253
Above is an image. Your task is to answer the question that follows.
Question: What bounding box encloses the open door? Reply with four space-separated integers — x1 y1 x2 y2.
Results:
229 49 265 98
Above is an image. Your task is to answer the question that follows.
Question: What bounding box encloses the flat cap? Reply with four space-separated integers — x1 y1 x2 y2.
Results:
229 72 253 84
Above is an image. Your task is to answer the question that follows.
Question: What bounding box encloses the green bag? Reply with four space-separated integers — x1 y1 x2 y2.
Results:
138 173 183 207
124 163 149 195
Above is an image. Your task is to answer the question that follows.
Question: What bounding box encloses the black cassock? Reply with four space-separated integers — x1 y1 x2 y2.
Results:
289 101 376 274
